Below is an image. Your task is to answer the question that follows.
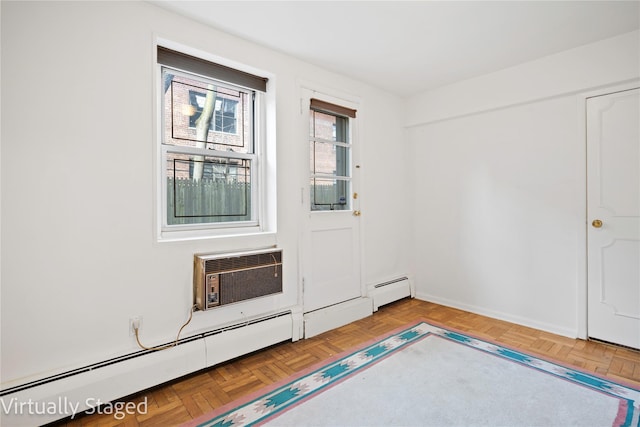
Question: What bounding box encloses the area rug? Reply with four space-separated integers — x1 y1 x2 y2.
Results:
185 321 640 427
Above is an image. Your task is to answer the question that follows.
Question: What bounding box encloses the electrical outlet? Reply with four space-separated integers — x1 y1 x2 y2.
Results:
129 316 142 336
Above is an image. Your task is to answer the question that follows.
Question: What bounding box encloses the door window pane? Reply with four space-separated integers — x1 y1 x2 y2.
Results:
310 178 349 211
310 141 349 176
309 108 351 211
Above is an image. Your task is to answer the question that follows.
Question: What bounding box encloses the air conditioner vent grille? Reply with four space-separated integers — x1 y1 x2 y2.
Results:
204 251 282 274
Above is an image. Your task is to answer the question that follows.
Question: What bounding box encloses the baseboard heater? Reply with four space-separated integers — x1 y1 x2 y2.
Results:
368 276 413 311
0 311 296 426
304 297 373 338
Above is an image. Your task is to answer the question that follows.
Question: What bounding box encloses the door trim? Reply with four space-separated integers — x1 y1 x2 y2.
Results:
576 80 640 340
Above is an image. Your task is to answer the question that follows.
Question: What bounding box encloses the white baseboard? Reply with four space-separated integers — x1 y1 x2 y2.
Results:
415 292 577 339
304 298 373 338
368 277 412 312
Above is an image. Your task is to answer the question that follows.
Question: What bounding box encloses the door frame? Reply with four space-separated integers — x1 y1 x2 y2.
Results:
576 79 640 340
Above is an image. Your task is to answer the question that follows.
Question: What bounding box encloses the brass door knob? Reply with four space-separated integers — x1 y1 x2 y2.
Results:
592 219 603 228
353 210 361 217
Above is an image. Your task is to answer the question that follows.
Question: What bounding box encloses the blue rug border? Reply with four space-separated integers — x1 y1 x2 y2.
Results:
192 320 640 427
196 322 431 427
436 329 639 427
438 328 640 395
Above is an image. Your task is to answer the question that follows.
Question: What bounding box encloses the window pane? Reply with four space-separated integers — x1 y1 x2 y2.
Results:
311 110 349 143
189 93 238 134
310 141 349 176
166 152 251 224
310 178 350 211
163 70 251 153
309 107 351 212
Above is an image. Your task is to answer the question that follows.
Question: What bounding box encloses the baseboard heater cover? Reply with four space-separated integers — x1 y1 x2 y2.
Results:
304 298 372 338
205 312 294 367
0 312 295 426
368 277 413 312
0 340 205 427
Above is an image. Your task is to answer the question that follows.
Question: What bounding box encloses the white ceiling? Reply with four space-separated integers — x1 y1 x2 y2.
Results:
152 1 640 97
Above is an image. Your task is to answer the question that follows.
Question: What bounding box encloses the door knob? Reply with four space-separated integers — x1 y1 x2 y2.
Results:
353 210 361 217
592 219 603 228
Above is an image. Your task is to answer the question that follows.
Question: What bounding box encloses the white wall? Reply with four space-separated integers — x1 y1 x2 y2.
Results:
407 30 639 337
0 1 408 386
405 31 640 127
4 0 634 394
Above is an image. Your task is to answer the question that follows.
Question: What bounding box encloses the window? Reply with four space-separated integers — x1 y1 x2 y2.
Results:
188 91 239 134
309 99 356 211
157 46 268 233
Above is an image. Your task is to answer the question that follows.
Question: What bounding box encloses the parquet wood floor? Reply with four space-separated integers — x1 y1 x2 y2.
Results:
55 298 640 426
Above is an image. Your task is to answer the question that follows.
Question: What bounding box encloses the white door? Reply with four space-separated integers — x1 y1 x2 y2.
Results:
587 88 640 349
300 89 362 313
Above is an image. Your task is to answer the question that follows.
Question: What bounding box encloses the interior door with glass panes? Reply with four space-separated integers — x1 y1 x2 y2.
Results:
300 90 362 313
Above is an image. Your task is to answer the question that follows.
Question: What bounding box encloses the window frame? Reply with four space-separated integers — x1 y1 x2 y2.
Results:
155 44 272 241
309 105 354 212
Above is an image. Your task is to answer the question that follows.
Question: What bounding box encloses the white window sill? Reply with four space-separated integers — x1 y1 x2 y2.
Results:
157 227 276 243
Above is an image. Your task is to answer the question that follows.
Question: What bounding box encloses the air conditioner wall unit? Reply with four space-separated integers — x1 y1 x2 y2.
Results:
194 248 283 310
